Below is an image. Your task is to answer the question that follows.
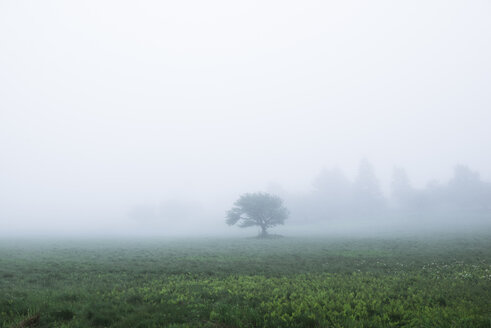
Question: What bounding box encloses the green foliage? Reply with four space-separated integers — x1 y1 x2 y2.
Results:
0 235 490 327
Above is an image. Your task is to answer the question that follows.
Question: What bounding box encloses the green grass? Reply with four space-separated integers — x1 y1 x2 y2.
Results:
1 234 490 327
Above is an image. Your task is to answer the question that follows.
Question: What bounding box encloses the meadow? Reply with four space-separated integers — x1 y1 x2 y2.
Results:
1 233 490 327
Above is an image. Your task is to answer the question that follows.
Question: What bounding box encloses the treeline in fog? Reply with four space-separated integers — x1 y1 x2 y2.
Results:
282 160 491 225
128 159 491 230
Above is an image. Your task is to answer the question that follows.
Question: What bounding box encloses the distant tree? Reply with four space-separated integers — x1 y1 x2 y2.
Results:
313 168 352 196
226 192 289 237
391 167 411 196
128 204 157 222
158 199 203 222
353 159 385 213
311 168 352 219
391 167 414 209
447 165 489 210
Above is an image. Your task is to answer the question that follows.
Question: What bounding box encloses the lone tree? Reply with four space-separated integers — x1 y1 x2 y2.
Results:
226 192 289 237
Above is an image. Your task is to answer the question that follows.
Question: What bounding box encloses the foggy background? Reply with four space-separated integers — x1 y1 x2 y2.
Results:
1 0 490 236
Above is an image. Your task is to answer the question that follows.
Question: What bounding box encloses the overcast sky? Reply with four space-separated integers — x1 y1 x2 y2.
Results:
1 0 490 234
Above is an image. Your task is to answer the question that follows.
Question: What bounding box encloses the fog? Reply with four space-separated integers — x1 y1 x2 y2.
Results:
1 0 490 236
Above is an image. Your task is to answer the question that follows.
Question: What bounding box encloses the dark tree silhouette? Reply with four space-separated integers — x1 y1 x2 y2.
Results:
226 192 289 237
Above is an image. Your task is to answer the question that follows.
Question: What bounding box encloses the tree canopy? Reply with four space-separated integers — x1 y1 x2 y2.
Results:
226 192 289 237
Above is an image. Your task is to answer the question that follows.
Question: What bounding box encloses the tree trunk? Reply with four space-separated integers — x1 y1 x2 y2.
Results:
259 225 268 238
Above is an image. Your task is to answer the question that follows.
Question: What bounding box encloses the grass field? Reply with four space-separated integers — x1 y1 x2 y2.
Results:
1 233 490 327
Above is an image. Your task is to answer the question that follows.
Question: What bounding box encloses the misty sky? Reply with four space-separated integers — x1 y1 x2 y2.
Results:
1 1 490 233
